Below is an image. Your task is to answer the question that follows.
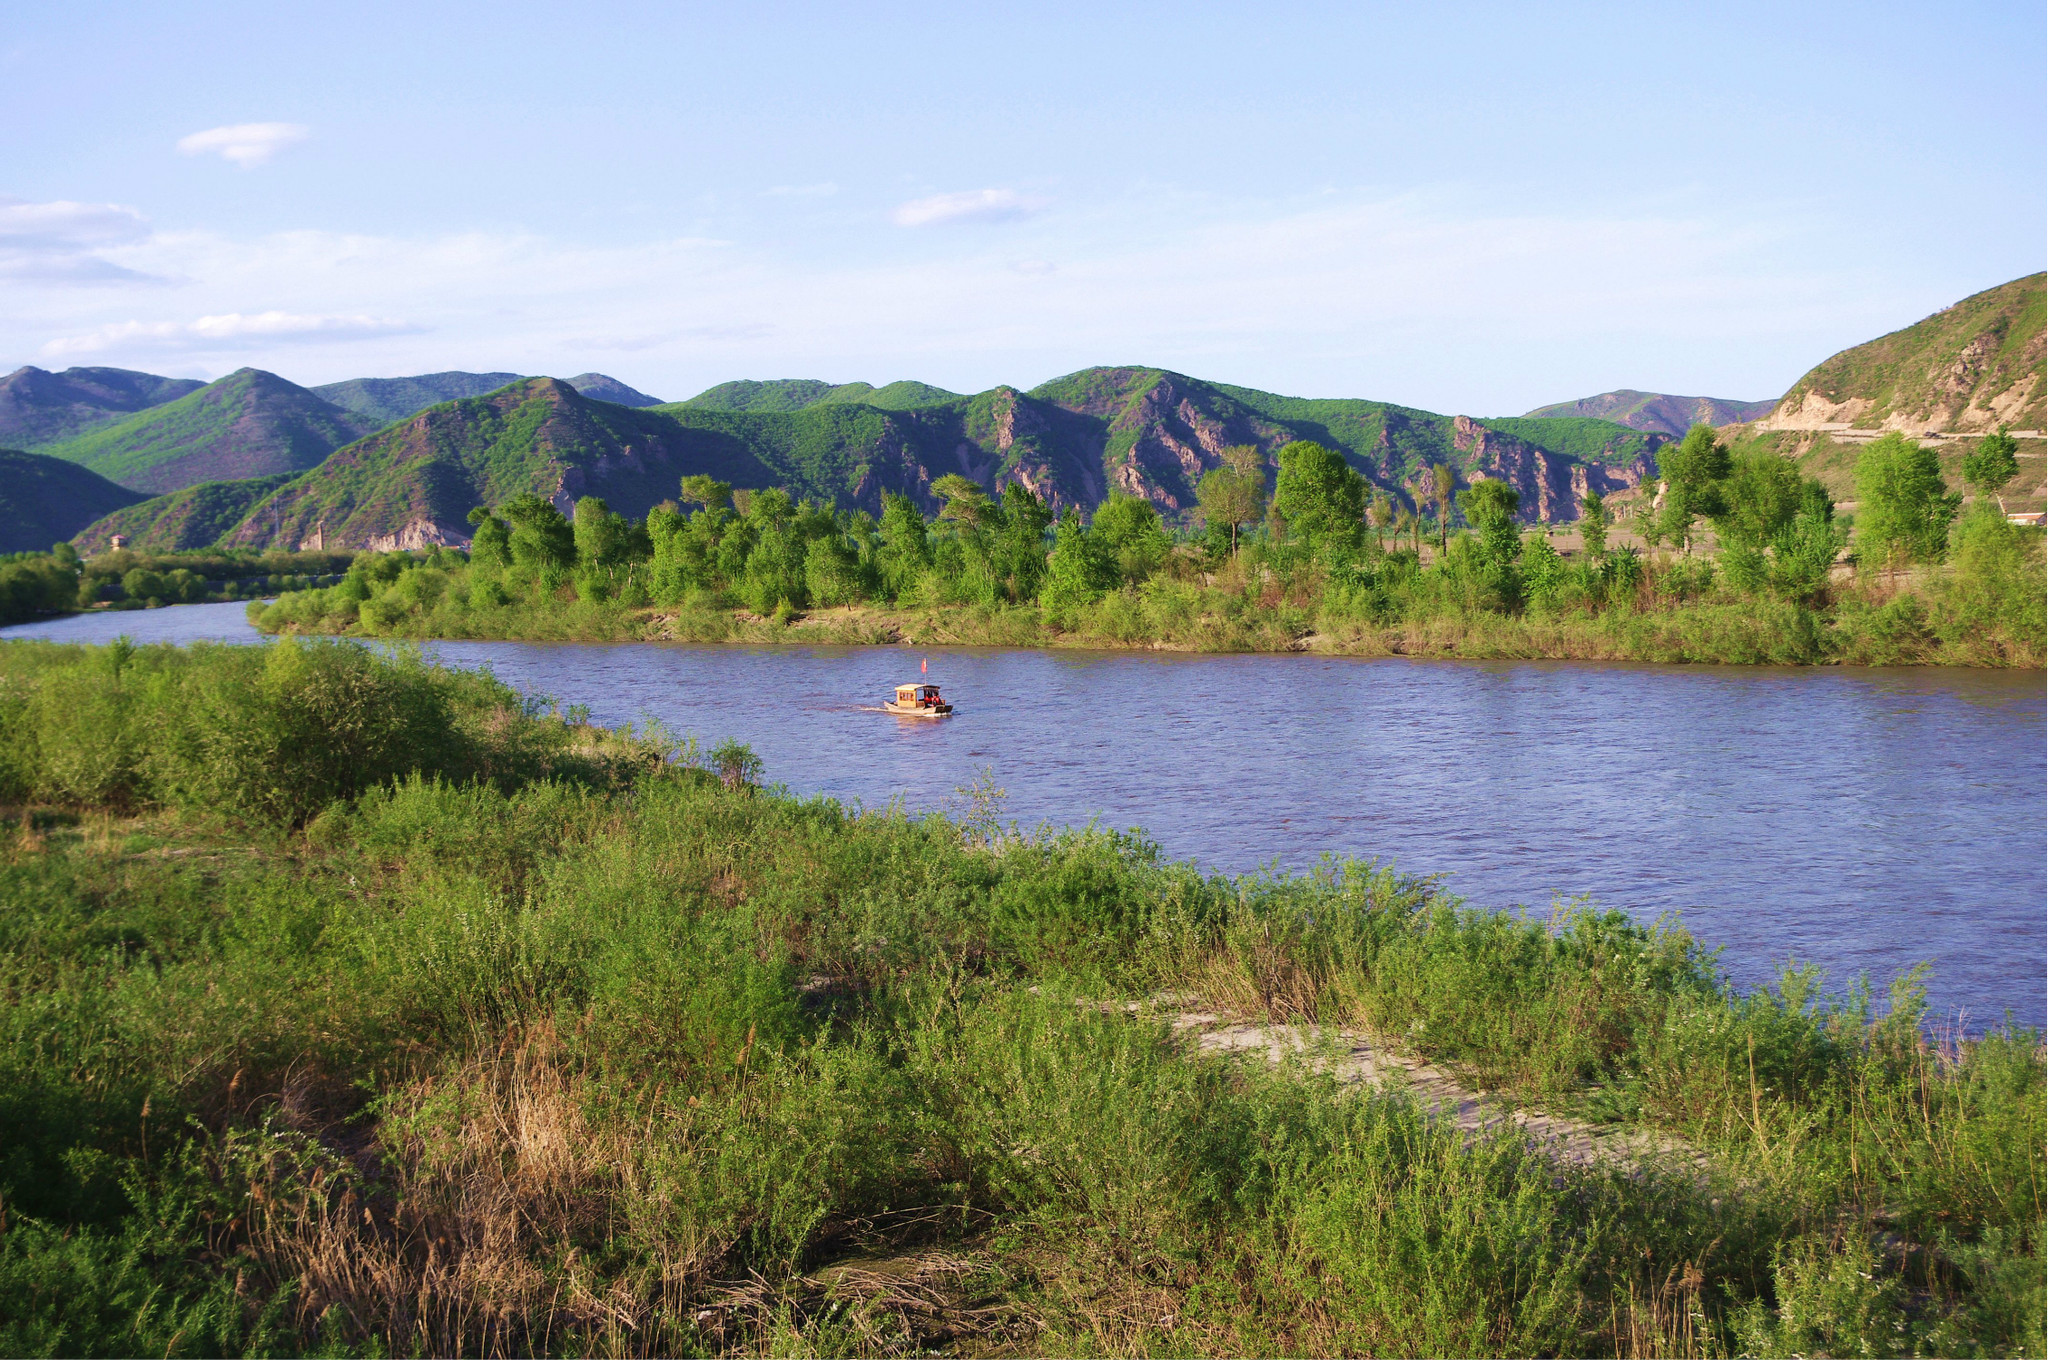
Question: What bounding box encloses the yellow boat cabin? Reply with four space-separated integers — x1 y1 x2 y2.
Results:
884 683 953 717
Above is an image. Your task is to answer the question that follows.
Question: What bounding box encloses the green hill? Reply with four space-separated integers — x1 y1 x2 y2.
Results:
1521 390 1775 436
1759 272 2045 434
681 378 962 412
34 368 375 494
0 366 206 450
311 372 524 426
562 373 664 407
71 475 295 555
682 379 871 412
215 379 795 552
818 379 962 410
0 448 147 554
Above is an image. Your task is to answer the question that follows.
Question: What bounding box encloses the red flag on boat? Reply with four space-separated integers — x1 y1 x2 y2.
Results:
921 657 928 675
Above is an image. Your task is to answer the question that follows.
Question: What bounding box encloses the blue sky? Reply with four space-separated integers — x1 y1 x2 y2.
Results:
3 0 2041 412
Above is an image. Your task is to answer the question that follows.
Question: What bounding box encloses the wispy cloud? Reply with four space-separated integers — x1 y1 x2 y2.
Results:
0 198 161 286
46 311 422 355
176 122 310 168
0 199 150 250
891 188 1048 227
0 190 1910 410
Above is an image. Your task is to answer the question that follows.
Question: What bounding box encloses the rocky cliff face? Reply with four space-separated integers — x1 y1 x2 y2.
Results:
1450 415 1650 522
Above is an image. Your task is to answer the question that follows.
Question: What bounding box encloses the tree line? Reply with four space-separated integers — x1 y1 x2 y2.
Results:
243 425 2040 664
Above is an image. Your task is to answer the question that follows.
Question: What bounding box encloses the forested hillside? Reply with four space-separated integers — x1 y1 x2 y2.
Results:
0 365 206 450
72 475 297 554
310 371 524 425
33 368 375 493
0 449 146 553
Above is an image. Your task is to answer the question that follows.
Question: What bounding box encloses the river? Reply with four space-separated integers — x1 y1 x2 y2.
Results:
7 601 2044 1030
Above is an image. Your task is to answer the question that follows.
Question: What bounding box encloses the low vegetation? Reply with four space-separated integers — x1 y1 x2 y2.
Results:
0 547 352 627
0 639 2039 1356
251 427 2043 666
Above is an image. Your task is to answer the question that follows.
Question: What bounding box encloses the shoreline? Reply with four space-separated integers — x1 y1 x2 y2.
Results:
255 599 2048 668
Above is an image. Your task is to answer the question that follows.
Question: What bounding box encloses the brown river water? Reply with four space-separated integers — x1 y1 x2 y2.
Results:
7 601 2043 1030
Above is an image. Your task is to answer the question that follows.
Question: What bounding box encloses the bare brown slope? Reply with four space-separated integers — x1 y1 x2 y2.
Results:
1758 273 2045 435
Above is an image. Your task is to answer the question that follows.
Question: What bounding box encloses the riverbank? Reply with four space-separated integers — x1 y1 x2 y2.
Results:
255 583 2046 667
1 638 2039 1356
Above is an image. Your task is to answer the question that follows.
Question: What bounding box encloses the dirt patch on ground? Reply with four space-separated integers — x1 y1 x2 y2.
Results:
1151 999 1705 1175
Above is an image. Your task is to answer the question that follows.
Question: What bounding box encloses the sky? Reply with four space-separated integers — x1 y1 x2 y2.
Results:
3 0 2042 414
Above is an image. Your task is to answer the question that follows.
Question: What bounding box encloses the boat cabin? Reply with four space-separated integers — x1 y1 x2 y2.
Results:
884 682 953 717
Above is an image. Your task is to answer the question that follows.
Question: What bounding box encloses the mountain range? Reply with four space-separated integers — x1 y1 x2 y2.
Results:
83 370 1664 555
7 271 2039 558
0 366 665 493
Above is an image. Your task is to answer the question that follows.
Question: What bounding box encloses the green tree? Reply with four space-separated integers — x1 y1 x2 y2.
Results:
1656 425 1731 555
875 492 930 598
930 474 995 527
498 495 576 575
1710 447 1809 551
1578 491 1610 559
1457 479 1523 569
573 496 631 569
466 507 512 573
1367 493 1394 553
1090 493 1170 582
1196 445 1265 556
121 568 167 605
1041 507 1118 620
1854 431 1961 575
1272 441 1365 545
1430 464 1456 550
679 475 734 512
1394 506 1418 556
1962 425 2019 497
995 483 1053 600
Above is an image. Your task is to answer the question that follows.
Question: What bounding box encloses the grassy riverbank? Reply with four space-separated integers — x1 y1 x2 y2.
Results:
253 544 2045 666
2 639 2040 1356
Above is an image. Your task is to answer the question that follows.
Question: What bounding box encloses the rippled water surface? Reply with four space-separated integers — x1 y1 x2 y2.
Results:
9 602 2044 1027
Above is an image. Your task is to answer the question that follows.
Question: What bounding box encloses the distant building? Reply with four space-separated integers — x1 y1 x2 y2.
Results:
108 534 128 550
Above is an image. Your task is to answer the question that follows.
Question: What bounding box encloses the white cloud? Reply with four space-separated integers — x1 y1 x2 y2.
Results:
892 188 1048 227
45 311 422 356
176 123 310 168
0 188 1920 409
0 198 159 286
0 199 150 250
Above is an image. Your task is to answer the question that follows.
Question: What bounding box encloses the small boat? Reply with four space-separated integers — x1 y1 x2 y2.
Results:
883 682 953 717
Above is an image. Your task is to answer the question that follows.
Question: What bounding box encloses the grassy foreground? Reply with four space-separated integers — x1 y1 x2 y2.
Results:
0 639 2041 1357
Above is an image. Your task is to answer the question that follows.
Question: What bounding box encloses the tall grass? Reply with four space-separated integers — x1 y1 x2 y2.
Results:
0 640 2039 1356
